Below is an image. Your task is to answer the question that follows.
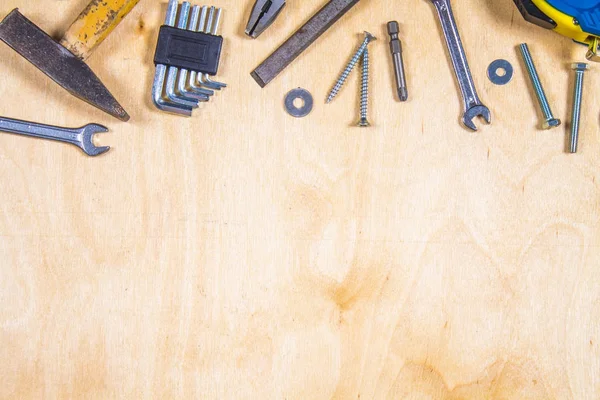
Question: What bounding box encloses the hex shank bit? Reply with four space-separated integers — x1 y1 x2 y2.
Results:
251 0 361 87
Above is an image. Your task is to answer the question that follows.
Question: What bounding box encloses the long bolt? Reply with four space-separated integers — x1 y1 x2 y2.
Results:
519 43 561 129
326 32 376 104
387 21 408 102
570 63 589 153
357 48 371 127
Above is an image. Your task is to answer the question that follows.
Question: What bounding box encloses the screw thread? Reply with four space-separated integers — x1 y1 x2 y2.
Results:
326 34 374 103
570 70 585 153
359 48 370 121
519 44 554 120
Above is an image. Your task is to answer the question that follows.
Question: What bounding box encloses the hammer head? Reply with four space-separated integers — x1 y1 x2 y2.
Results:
0 9 129 121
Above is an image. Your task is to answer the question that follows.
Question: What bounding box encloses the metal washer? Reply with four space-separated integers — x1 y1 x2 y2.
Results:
487 59 513 85
285 88 313 118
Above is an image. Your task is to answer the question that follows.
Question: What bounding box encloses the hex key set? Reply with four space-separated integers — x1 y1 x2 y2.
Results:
152 0 226 116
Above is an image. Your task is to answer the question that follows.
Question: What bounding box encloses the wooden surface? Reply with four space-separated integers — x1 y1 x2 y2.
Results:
1 0 599 398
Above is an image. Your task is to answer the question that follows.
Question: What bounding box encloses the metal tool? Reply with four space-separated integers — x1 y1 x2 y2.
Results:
429 0 491 131
387 21 408 102
514 0 600 62
0 1 139 121
487 59 514 85
519 43 561 129
197 7 227 91
172 4 211 104
245 0 286 38
285 88 314 118
357 48 371 127
326 32 376 104
569 63 588 153
251 0 361 87
152 0 226 116
0 116 109 156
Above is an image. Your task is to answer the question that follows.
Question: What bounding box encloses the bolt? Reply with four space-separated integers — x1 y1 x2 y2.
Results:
570 63 588 153
519 43 561 129
357 48 371 127
326 32 376 104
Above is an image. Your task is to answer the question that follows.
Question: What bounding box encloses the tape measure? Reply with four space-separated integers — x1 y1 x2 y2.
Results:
514 0 600 61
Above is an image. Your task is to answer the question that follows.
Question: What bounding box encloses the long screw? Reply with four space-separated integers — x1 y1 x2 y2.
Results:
519 43 561 129
387 21 408 102
570 63 589 153
357 48 371 127
326 32 376 104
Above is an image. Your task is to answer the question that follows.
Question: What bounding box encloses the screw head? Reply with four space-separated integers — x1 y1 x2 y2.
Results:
364 31 377 42
543 118 561 129
357 118 371 127
572 62 589 71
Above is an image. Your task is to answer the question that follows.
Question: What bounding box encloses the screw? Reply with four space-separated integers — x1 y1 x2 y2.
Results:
570 63 588 153
519 43 561 129
387 21 408 102
357 48 371 127
326 32 376 104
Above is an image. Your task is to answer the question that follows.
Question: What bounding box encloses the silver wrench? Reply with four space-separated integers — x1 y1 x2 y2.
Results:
0 117 109 156
429 0 490 131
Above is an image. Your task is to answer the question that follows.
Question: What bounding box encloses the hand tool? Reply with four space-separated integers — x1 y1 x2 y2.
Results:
251 0 361 88
519 43 561 129
326 32 376 104
285 88 314 118
0 0 140 121
487 59 514 85
245 0 286 38
428 0 490 131
387 21 408 102
152 0 226 116
514 0 600 62
357 48 371 127
569 63 588 153
0 116 110 156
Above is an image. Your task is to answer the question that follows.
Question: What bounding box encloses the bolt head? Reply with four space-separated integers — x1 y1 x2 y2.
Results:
571 62 589 71
543 118 561 129
364 31 377 42
357 118 371 127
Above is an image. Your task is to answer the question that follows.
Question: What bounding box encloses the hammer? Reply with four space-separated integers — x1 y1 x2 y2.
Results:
0 0 140 121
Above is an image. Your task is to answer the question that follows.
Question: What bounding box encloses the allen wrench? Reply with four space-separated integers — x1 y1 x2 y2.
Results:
152 0 193 115
196 7 226 90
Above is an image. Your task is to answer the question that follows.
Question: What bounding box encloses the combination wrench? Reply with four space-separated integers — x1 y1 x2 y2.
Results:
429 0 491 131
0 116 110 156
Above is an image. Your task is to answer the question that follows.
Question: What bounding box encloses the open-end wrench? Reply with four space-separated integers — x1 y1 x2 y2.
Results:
0 116 109 156
429 0 490 131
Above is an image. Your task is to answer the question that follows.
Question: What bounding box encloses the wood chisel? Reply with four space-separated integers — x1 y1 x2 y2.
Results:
514 0 600 61
0 0 140 121
251 0 361 87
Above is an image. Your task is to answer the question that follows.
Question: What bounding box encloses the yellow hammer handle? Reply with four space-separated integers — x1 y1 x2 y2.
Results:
60 0 141 61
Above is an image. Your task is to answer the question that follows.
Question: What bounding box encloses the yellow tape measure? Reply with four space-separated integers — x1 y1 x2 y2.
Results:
514 0 600 61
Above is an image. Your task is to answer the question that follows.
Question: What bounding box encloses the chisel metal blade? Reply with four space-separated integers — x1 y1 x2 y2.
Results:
0 9 129 121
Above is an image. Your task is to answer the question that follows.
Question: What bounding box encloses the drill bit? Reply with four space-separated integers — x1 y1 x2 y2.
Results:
387 21 408 102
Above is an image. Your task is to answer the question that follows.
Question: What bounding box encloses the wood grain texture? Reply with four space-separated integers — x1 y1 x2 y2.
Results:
1 0 599 398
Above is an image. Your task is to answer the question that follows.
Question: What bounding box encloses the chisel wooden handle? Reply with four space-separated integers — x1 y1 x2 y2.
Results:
60 0 140 61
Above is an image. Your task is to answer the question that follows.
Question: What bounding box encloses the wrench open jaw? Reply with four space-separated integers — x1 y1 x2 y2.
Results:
463 105 491 132
79 124 110 157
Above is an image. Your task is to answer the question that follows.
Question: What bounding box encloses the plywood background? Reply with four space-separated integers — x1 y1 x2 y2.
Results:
1 0 599 398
